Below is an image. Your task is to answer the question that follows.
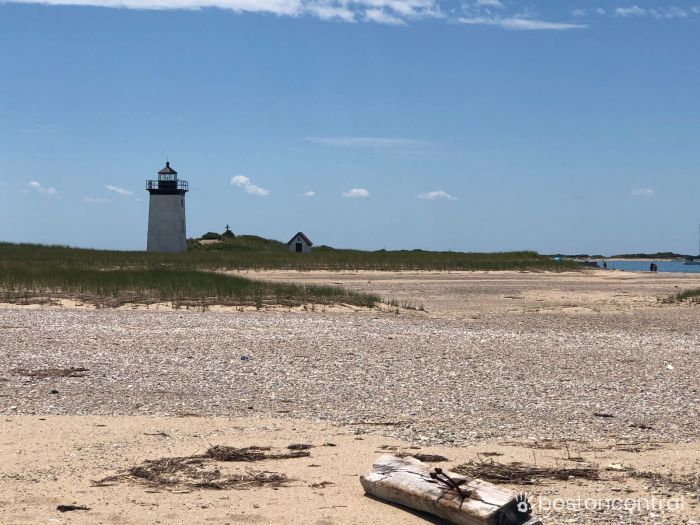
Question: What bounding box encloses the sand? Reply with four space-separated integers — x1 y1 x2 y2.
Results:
1 269 700 524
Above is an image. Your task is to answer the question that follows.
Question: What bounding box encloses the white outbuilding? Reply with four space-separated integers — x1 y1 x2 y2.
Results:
287 232 313 253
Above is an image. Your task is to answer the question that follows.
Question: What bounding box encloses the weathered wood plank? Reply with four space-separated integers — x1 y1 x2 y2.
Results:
360 455 542 525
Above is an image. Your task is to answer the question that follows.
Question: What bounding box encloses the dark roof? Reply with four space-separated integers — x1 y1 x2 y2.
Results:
287 232 313 246
158 161 178 176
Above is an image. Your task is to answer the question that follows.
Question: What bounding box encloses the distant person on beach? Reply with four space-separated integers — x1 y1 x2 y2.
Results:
650 263 658 272
603 261 607 269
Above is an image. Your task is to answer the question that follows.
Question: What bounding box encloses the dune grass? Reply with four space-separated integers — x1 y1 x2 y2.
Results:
0 241 574 307
670 288 700 304
0 241 576 272
0 267 379 308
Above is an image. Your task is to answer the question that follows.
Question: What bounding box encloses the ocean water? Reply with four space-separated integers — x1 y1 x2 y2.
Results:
594 260 700 274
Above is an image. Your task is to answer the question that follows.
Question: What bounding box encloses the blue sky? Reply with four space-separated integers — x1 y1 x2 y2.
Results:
1 1 699 254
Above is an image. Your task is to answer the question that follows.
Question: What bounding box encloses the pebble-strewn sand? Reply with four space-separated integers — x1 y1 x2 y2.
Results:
1 270 699 524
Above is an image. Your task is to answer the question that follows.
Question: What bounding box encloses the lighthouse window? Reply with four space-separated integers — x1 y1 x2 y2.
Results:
181 198 183 208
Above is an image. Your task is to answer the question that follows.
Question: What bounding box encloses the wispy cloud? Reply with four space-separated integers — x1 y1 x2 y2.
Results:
306 136 433 149
304 190 316 197
615 5 647 17
572 7 605 18
364 8 407 25
418 190 456 200
231 175 270 196
458 16 586 30
615 5 698 19
342 188 370 199
631 188 655 198
83 196 110 204
4 0 441 25
26 180 59 197
106 184 133 196
475 0 503 8
5 0 698 27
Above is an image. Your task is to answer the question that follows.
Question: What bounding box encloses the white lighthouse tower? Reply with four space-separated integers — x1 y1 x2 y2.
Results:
146 161 189 253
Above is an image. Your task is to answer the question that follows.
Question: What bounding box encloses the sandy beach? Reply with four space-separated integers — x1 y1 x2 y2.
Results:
2 269 700 524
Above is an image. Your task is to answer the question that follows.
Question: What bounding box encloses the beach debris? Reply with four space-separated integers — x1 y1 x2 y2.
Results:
453 459 599 484
410 453 449 463
13 367 88 379
287 443 313 451
310 481 334 489
57 505 90 512
204 445 310 462
593 412 615 419
607 463 628 472
93 455 290 491
627 468 700 494
360 455 542 525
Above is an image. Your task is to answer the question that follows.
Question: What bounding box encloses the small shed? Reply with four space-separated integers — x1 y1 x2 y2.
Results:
287 232 313 253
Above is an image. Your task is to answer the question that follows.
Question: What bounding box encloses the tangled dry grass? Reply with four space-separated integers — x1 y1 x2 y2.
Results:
452 459 600 484
92 444 312 491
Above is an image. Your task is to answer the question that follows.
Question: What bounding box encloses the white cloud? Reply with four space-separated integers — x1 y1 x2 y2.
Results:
105 184 133 196
458 16 586 30
305 3 354 21
572 7 606 17
614 5 697 19
4 0 697 27
231 175 270 196
304 190 316 197
306 136 432 148
418 190 456 200
342 188 370 199
26 180 59 197
3 0 441 24
6 0 303 15
615 5 646 17
475 0 503 7
83 196 110 204
364 8 407 25
631 188 655 198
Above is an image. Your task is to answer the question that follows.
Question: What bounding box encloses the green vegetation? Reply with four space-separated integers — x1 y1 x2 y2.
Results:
669 289 700 304
0 240 575 307
188 235 287 253
0 240 576 272
200 232 222 241
0 267 378 308
611 252 689 260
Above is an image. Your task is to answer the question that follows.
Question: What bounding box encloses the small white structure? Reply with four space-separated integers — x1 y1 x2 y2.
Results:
287 232 313 253
146 161 188 253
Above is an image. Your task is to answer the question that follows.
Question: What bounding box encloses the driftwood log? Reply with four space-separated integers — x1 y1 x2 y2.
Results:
360 455 542 525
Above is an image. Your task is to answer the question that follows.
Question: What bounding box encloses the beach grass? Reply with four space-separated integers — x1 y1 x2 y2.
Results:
0 241 577 272
0 267 379 308
670 288 700 304
0 241 574 307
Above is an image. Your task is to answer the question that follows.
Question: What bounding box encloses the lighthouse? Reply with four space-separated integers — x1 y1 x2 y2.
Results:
146 161 189 253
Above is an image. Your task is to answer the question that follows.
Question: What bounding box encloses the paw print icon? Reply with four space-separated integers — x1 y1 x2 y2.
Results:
515 492 531 515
